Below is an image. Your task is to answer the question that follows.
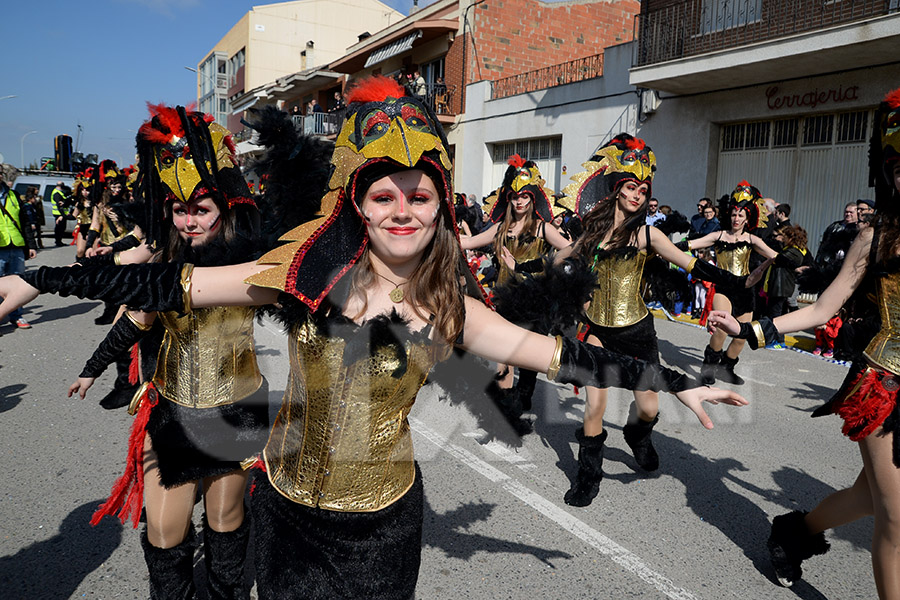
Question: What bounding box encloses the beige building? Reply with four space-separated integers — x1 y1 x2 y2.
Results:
194 0 403 132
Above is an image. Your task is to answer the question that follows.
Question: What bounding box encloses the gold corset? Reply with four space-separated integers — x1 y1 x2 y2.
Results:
76 205 92 226
864 272 900 375
585 248 648 327
153 306 262 408
715 242 752 276
264 315 437 512
497 234 548 285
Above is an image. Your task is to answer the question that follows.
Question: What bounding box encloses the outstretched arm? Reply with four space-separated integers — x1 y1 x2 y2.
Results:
459 222 499 250
0 260 280 322
460 297 747 428
543 223 575 251
709 227 872 341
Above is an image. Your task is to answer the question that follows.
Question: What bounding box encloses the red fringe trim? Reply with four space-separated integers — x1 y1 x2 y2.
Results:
347 76 405 104
128 344 140 385
90 385 158 528
699 283 715 327
833 368 899 441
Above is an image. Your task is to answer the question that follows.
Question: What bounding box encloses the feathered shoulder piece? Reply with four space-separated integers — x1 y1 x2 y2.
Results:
242 105 334 292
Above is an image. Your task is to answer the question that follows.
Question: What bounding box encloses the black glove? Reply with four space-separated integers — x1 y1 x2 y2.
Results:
674 240 690 251
84 230 99 248
110 234 142 252
689 258 746 289
80 315 153 378
555 337 692 393
21 263 188 314
734 317 779 350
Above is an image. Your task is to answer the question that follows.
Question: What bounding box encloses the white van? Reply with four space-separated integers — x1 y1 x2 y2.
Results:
11 170 77 234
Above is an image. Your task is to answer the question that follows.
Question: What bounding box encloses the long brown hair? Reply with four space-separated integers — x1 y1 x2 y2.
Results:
349 199 465 360
493 193 538 258
159 196 238 262
575 181 646 260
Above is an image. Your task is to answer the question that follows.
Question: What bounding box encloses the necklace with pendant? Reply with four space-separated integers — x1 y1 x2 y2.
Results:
376 272 407 303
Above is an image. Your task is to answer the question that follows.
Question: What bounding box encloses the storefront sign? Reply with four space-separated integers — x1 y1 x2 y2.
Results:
766 84 859 110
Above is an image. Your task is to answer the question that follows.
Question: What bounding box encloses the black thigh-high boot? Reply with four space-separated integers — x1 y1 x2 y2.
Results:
95 301 118 325
203 514 251 600
700 345 722 385
767 510 830 587
512 368 538 413
99 351 138 410
564 428 607 507
141 527 198 600
718 354 745 385
623 413 660 471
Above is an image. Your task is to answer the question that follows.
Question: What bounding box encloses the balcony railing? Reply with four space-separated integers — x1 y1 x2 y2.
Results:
634 0 897 67
490 53 604 100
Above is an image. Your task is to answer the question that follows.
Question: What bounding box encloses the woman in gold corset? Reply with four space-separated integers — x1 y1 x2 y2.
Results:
0 79 746 599
685 183 777 385
68 105 268 599
554 134 751 507
710 88 900 598
71 176 93 258
460 156 571 414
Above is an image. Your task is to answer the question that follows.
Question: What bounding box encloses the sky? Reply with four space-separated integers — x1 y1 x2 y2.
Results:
0 0 416 171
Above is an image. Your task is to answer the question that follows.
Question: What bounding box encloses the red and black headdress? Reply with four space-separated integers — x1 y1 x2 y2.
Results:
133 104 254 249
246 76 470 312
725 180 765 232
559 133 656 218
483 155 555 223
870 88 900 211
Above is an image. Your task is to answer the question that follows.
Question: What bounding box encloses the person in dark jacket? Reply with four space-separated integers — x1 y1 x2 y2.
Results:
761 224 808 346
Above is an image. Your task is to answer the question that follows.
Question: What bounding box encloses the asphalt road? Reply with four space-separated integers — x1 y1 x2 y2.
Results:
0 245 875 599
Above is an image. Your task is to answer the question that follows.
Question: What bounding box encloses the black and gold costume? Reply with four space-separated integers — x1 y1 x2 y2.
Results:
713 237 755 316
584 227 658 365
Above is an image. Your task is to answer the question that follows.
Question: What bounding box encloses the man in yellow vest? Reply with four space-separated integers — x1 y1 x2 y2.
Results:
0 177 37 329
50 181 69 247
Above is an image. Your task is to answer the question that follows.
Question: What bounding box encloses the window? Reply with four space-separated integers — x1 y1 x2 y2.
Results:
802 115 834 146
700 0 762 34
772 118 798 147
422 57 445 86
721 123 745 151
745 122 770 149
836 111 868 143
491 138 561 162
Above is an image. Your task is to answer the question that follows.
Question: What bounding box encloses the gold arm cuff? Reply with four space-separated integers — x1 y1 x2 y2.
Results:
124 311 153 332
686 257 697 273
128 381 151 416
546 335 564 381
180 264 195 313
687 240 693 252
750 320 766 349
240 456 259 471
113 252 122 266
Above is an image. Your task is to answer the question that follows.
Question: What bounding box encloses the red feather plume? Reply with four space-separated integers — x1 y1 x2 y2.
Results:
624 137 646 150
737 179 751 187
140 103 185 144
507 154 525 168
347 76 405 104
885 88 900 110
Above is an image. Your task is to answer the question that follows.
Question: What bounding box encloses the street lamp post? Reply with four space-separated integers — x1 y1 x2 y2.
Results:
0 95 17 101
21 130 37 168
184 66 217 96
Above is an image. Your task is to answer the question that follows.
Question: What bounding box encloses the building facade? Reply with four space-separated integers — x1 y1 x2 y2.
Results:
194 0 403 132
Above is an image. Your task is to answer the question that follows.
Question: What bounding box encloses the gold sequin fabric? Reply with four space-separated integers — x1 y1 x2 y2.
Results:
585 248 649 327
865 272 900 375
497 234 548 286
263 314 436 513
714 241 752 276
154 306 262 408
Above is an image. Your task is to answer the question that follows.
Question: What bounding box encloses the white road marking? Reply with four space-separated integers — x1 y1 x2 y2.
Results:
411 417 701 600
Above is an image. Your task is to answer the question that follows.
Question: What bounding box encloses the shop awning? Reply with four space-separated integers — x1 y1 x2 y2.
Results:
363 30 422 68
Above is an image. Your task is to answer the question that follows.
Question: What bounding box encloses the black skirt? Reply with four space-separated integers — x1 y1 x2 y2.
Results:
585 311 660 364
251 464 423 600
715 283 755 317
147 379 270 487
